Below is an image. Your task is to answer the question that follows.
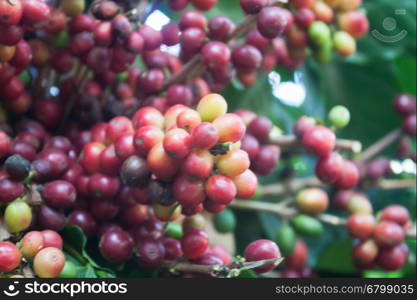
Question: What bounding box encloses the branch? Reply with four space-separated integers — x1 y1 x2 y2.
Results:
268 135 362 153
357 129 403 163
162 257 284 277
162 0 288 91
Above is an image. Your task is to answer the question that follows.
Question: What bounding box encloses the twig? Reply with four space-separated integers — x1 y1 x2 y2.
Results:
378 179 416 190
357 129 403 162
268 135 362 153
162 257 284 277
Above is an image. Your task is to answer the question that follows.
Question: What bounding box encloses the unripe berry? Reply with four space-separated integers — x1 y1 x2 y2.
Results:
217 149 250 177
212 113 246 143
296 188 329 214
213 209 236 233
333 31 356 57
232 169 258 199
21 231 45 259
328 105 351 128
5 200 32 233
33 247 65 278
308 21 331 45
197 94 228 122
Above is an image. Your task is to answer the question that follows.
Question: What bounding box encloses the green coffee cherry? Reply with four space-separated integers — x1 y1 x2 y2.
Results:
5 200 32 233
116 72 129 82
50 30 70 49
329 105 351 128
309 21 331 46
19 71 31 86
59 261 77 278
333 31 356 57
314 40 333 64
292 215 324 237
275 224 296 255
213 209 236 233
165 222 183 240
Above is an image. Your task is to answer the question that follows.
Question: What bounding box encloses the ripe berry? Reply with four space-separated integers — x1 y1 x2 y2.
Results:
251 145 280 175
347 213 376 240
173 176 205 207
338 11 369 39
334 160 360 189
403 114 416 137
4 154 30 181
191 122 219 149
181 229 209 260
380 205 410 226
0 241 21 272
41 230 63 249
191 0 217 11
138 25 162 51
0 0 22 25
136 238 165 269
315 152 343 184
205 174 237 205
99 230 134 263
162 22 180 46
394 94 416 117
168 0 189 11
257 7 288 39
180 27 206 54
203 199 226 214
21 231 44 259
374 221 405 248
232 45 263 71
43 180 77 210
240 0 268 14
163 237 183 260
163 128 192 159
296 188 329 214
147 142 180 180
352 239 378 265
201 42 231 71
179 10 207 31
213 113 246 143
120 155 150 188
33 247 65 278
244 239 281 273
38 205 66 231
133 107 164 130
285 240 308 271
167 84 193 107
302 125 335 157
213 208 236 233
79 142 105 174
68 210 97 236
208 16 235 41
232 169 258 199
182 149 214 180
377 243 408 271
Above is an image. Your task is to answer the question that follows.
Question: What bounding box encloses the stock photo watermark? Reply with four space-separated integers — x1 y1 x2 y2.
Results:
371 9 408 43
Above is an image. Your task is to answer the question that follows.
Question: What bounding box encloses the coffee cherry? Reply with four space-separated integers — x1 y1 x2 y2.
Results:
80 142 105 174
366 158 391 181
59 261 77 278
68 210 97 236
338 11 369 39
335 160 360 189
208 16 235 41
154 203 182 222
191 0 217 11
99 229 134 263
247 116 273 142
43 180 77 210
147 142 180 180
275 224 296 256
163 128 192 159
403 114 416 137
191 122 219 150
21 231 44 259
38 205 66 231
173 175 205 207
136 238 165 269
5 200 32 233
41 230 63 249
33 247 65 278
244 239 281 273
377 243 408 271
0 130 10 159
394 94 416 117
120 155 150 188
183 214 206 232
0 241 21 272
217 149 250 177
292 214 324 237
285 240 308 271
205 174 237 205
163 237 183 260
181 229 209 260
294 8 315 29
0 178 24 203
257 7 288 39
201 41 231 71
180 27 206 54
347 194 373 215
302 125 335 157
251 145 280 175
374 221 405 248
134 126 164 157
296 188 329 214
240 134 260 161
197 94 228 122
168 0 189 11
177 109 202 132
232 169 258 199
347 213 376 240
164 104 188 129
213 113 246 143
352 239 378 265
232 45 262 71
315 152 343 184
203 199 226 214
182 149 214 180
179 10 207 31
213 208 236 233
162 22 180 46
329 105 351 128
380 205 410 226
240 0 267 14
0 0 22 26
167 84 193 107
88 173 120 199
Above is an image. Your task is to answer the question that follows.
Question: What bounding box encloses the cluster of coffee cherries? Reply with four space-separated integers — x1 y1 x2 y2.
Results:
236 110 281 176
0 229 69 278
348 205 411 271
395 94 416 161
294 112 360 190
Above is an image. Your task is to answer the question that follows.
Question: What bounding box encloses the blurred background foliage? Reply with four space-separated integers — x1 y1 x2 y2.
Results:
161 0 416 278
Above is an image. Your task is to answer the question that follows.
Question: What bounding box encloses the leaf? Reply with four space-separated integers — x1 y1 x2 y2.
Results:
316 238 356 274
238 270 258 278
62 226 87 253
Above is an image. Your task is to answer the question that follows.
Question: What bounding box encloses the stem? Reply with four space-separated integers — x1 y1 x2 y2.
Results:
162 257 284 277
357 129 403 162
63 243 88 265
268 135 362 153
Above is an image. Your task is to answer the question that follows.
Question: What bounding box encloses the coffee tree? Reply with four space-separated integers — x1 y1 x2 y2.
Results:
0 0 415 278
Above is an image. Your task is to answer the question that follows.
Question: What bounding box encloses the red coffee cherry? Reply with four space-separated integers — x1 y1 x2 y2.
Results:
285 240 308 271
208 16 235 41
191 122 219 150
374 221 405 248
179 10 207 31
334 160 360 190
41 230 63 249
212 113 246 143
173 176 205 207
315 152 343 184
232 169 258 199
251 145 280 176
205 174 237 205
232 45 263 72
244 239 281 273
377 243 408 271
136 238 165 269
240 0 268 14
403 114 416 138
0 241 21 272
182 149 214 180
43 180 77 210
201 41 231 71
181 228 209 260
257 7 288 39
191 0 217 11
147 142 180 180
133 107 164 130
302 125 336 157
352 239 379 266
347 213 376 240
99 230 134 263
163 237 183 260
380 205 410 226
394 94 416 117
0 0 22 25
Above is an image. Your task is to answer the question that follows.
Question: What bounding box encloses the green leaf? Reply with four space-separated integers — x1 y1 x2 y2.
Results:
316 238 356 274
